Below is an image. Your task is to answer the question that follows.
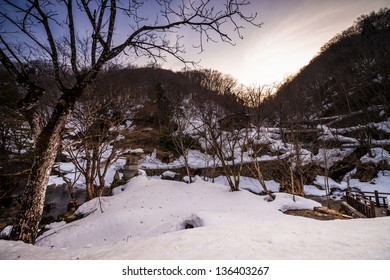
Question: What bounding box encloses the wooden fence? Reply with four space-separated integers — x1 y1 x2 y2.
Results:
358 190 389 208
345 191 376 218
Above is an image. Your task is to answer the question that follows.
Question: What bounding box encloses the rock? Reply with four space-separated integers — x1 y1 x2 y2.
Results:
0 225 12 239
44 201 58 212
123 164 139 181
57 212 78 223
67 200 79 212
161 171 179 180
40 215 56 225
353 162 378 182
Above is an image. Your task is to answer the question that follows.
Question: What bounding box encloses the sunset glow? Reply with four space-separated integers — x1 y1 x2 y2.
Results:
165 0 390 86
1 0 389 86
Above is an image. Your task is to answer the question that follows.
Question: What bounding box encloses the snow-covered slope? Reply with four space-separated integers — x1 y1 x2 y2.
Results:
35 175 319 248
1 174 389 260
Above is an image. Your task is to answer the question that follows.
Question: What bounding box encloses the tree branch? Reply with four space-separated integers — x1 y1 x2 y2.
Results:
65 0 79 78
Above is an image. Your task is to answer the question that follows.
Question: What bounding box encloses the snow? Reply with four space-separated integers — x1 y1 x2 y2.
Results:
34 175 301 249
304 185 327 196
312 148 355 169
0 226 12 239
1 219 390 260
271 192 321 212
318 125 359 144
349 170 390 193
360 148 390 165
140 149 213 169
314 175 348 191
48 157 126 188
3 118 390 261
1 173 390 260
213 176 280 194
374 119 390 133
312 170 390 196
161 170 178 179
129 148 144 154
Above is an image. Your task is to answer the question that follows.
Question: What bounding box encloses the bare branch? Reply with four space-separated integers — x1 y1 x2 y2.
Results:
65 0 79 77
106 0 116 50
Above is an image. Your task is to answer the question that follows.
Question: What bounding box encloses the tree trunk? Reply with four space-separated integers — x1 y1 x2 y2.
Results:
10 90 79 244
254 160 275 200
10 115 69 243
290 160 296 202
183 151 192 183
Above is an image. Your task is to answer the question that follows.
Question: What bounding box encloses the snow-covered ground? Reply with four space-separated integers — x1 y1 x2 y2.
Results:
2 122 390 260
1 173 389 260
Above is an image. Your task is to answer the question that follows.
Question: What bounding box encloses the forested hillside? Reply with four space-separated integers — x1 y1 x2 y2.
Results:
261 8 390 129
0 66 244 159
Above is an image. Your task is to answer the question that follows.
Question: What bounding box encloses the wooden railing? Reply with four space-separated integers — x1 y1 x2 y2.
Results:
345 191 376 218
358 190 389 208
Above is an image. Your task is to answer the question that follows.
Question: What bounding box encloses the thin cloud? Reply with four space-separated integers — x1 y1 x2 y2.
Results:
162 0 389 85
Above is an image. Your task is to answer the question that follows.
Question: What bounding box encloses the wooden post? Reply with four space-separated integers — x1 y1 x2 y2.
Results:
370 201 376 218
374 190 380 207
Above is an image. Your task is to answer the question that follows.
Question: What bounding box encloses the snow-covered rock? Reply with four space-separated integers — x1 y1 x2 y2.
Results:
360 148 390 165
161 170 178 180
0 225 12 239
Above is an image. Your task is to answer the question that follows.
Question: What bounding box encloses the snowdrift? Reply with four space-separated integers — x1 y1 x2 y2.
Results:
1 174 389 259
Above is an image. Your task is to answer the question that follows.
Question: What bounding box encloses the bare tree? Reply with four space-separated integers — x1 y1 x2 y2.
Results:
190 94 246 191
0 0 261 243
183 68 239 96
243 85 278 199
64 81 133 200
184 70 252 191
169 104 198 183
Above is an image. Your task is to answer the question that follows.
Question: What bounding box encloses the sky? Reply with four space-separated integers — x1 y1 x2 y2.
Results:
1 0 389 87
163 0 390 86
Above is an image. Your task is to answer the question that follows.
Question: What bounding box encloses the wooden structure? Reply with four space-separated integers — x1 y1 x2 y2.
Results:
280 127 320 143
345 190 390 218
345 190 376 218
358 190 389 208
